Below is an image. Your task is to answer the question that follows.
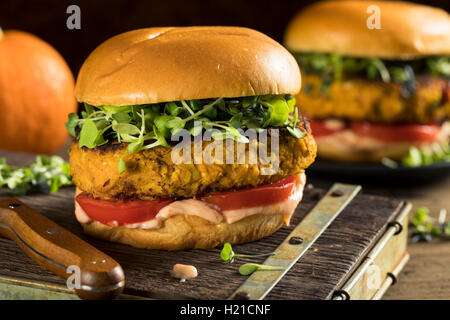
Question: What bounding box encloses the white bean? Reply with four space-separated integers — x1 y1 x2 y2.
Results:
170 264 198 281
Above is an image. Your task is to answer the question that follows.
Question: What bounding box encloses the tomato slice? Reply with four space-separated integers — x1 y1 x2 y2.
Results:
76 175 301 225
349 122 441 143
76 193 174 226
199 175 298 211
309 119 341 137
310 119 441 143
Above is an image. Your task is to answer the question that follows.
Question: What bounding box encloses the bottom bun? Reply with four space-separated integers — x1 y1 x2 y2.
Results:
81 213 285 251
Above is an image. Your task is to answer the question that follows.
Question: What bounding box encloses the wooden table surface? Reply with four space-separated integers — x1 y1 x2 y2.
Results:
1 143 449 300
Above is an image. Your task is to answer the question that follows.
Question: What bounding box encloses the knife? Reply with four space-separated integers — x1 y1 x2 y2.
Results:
0 198 125 300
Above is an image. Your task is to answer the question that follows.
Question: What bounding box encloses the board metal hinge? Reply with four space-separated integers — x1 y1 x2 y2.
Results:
332 202 411 300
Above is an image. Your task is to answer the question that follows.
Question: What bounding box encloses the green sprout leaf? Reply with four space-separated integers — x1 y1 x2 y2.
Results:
220 242 235 262
287 126 306 139
294 53 449 84
189 125 203 137
369 58 390 82
383 143 450 169
286 95 296 113
112 111 132 124
84 103 95 116
412 207 433 232
411 207 450 242
239 263 284 276
443 223 450 236
166 117 185 136
219 242 275 264
261 97 289 127
153 125 170 148
154 115 175 139
118 157 127 175
0 156 72 195
68 95 308 174
165 102 183 116
78 119 99 148
127 139 144 154
112 123 141 135
65 113 80 137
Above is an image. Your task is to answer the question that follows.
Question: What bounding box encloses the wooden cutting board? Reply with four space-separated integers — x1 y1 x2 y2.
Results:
0 185 409 300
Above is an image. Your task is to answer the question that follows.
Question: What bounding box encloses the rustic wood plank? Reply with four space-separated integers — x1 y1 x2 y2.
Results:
0 185 404 299
309 173 450 300
383 240 450 300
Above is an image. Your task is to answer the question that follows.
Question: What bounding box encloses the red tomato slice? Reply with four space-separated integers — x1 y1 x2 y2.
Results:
199 175 298 211
76 175 300 225
349 122 441 143
309 119 341 137
76 193 174 226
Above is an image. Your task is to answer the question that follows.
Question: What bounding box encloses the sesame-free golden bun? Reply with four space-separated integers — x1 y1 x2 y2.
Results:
285 1 450 59
76 26 301 106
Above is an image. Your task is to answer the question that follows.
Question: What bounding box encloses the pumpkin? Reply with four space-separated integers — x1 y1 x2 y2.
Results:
0 28 77 154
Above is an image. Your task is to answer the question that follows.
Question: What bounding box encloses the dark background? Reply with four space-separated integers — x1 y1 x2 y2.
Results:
1 0 449 76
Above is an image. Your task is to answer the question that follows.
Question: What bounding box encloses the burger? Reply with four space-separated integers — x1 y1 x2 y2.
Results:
66 27 317 250
285 1 450 165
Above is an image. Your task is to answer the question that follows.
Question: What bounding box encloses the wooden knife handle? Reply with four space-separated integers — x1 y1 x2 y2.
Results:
0 198 125 300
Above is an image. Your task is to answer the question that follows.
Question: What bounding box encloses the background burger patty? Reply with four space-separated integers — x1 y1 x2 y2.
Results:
298 75 449 124
69 128 317 200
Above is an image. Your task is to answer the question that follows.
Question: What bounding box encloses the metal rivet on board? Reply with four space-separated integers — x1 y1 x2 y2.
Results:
330 190 344 197
289 236 304 245
233 291 250 300
46 228 61 234
91 258 106 264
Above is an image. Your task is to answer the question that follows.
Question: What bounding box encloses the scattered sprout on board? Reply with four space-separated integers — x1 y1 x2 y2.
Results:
411 207 450 242
0 155 72 195
219 242 282 276
238 263 284 276
220 242 275 263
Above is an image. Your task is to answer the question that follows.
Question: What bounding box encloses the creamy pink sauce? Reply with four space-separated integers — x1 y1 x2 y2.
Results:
75 173 306 230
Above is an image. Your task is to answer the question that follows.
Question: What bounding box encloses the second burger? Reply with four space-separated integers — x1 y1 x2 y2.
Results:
285 1 450 165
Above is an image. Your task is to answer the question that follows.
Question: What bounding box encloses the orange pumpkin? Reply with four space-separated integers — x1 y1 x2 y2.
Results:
0 29 77 154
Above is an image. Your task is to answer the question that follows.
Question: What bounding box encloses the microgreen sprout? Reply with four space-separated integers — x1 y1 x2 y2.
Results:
411 207 450 242
220 242 275 263
238 263 284 276
0 155 72 195
66 95 306 174
294 53 450 83
381 143 450 168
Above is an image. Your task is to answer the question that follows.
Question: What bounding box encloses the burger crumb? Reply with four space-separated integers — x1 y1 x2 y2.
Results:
170 264 198 282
